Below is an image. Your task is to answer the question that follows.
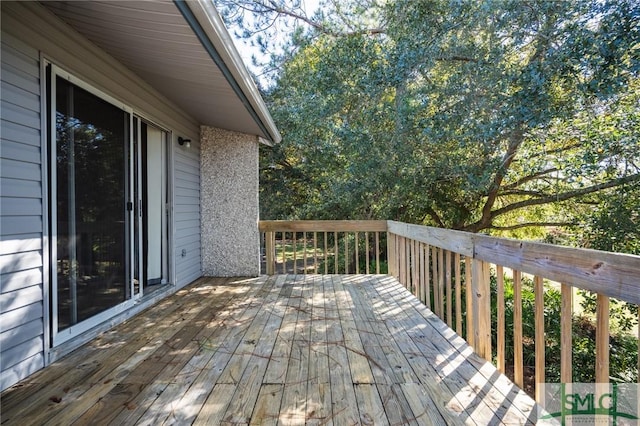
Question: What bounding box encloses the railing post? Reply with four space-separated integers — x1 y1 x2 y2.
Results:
472 259 491 361
560 283 572 384
534 275 545 404
265 231 275 275
595 294 610 384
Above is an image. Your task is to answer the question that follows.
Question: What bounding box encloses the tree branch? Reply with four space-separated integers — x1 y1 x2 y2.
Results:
499 189 547 197
488 221 576 231
502 167 559 190
519 142 582 160
423 207 445 228
496 173 640 215
251 0 385 37
435 55 479 63
464 173 640 232
475 126 525 230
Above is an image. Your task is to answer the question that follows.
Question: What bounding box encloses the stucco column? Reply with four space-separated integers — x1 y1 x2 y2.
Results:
200 126 260 276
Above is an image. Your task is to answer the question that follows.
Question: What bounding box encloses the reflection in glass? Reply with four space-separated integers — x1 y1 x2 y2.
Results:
56 77 129 330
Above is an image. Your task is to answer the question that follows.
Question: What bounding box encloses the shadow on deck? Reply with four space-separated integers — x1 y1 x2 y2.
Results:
0 275 540 425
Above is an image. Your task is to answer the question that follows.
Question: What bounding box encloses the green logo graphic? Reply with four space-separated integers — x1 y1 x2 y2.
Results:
540 383 639 425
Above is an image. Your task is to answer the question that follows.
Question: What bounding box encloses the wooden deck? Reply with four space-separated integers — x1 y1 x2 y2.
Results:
0 275 540 425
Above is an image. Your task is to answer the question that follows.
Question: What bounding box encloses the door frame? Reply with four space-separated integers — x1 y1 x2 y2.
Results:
47 63 174 347
133 116 172 292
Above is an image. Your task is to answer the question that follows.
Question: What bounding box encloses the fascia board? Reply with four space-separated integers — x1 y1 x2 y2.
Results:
180 0 282 144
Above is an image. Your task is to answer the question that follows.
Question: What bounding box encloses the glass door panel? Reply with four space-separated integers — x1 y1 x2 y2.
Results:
55 76 130 330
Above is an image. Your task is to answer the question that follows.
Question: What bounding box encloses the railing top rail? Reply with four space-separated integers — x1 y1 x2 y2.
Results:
259 220 388 232
387 220 640 305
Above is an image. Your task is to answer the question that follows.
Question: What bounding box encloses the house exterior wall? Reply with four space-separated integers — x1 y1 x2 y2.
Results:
200 126 260 277
0 32 47 392
0 2 205 391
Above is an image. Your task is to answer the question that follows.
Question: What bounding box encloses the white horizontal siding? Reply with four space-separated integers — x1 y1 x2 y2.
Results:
0 269 43 294
0 302 43 335
0 353 43 392
1 120 40 147
173 144 201 287
1 140 41 164
0 318 43 351
0 29 45 392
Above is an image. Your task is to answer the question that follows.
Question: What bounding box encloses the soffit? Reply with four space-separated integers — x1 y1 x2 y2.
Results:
42 0 279 142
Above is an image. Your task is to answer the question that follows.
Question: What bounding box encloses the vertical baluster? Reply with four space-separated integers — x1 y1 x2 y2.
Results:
409 240 418 297
513 270 524 389
425 244 431 310
595 294 610 384
324 232 329 275
560 283 572 384
313 231 318 274
386 233 394 277
375 231 380 274
438 248 445 320
302 232 307 275
397 236 407 287
355 232 359 274
334 231 338 274
432 246 439 317
455 253 462 336
405 238 411 290
365 231 370 274
281 232 287 274
496 265 505 373
534 275 545 404
445 250 452 327
419 243 425 305
344 232 349 274
414 240 420 298
465 256 473 347
293 232 298 274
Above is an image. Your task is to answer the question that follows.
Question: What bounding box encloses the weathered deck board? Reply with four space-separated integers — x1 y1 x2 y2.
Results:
0 275 541 425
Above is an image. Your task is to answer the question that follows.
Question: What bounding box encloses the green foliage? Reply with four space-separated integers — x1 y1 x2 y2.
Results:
251 0 640 236
317 233 388 274
488 275 638 385
580 184 640 255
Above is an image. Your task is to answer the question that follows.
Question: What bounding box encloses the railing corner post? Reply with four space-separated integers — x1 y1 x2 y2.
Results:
265 231 275 275
387 231 396 278
472 259 491 361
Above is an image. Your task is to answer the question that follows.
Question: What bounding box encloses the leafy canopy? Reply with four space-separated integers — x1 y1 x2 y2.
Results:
220 0 640 235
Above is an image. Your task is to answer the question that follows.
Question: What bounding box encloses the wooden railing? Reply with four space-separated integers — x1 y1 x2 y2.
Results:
259 220 387 275
386 220 640 403
259 219 640 403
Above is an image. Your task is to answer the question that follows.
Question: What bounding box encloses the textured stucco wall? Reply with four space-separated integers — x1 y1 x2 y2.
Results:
200 126 260 276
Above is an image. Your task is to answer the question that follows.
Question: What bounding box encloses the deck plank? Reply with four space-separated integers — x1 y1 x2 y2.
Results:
0 274 542 425
333 275 375 385
307 276 333 425
250 384 283 425
7 278 227 426
324 275 361 425
144 277 269 425
221 276 286 423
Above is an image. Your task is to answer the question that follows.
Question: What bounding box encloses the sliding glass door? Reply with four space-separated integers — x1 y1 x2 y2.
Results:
54 73 132 334
50 65 171 344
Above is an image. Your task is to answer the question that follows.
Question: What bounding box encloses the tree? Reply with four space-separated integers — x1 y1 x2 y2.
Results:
220 0 640 234
384 0 640 231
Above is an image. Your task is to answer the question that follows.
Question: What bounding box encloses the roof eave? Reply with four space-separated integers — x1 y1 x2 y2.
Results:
179 0 282 144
